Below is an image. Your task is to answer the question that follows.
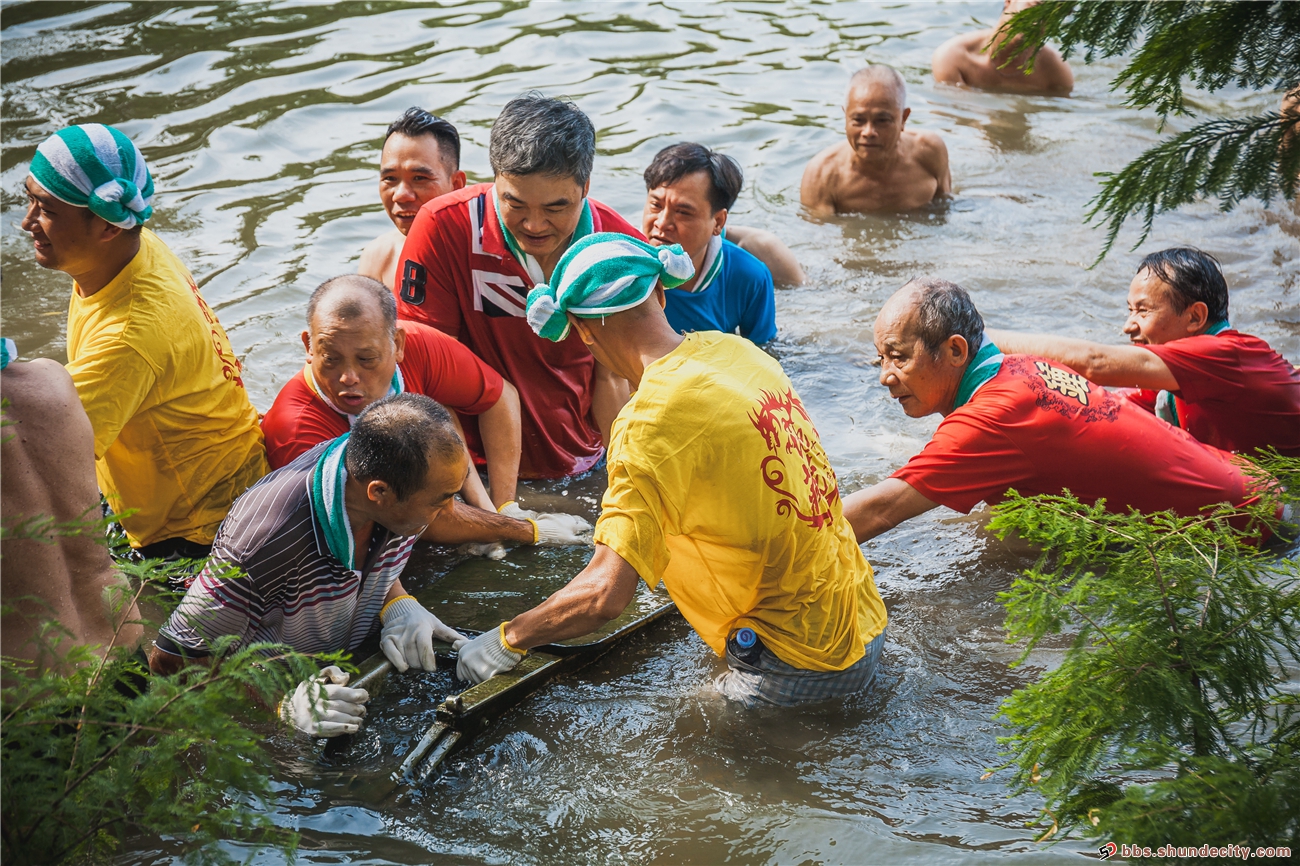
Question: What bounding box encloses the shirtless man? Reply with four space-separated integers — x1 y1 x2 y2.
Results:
2 355 143 668
931 0 1074 95
358 108 466 290
801 65 952 217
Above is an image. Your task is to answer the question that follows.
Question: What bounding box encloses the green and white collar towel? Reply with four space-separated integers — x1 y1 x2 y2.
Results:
683 231 726 294
310 435 358 573
952 336 1004 410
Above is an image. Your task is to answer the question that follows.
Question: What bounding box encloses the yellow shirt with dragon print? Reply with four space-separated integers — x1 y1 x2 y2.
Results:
594 331 886 672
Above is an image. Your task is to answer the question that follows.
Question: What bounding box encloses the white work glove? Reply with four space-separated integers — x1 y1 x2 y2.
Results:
498 501 593 547
278 665 369 738
379 595 463 673
453 623 525 684
457 541 509 560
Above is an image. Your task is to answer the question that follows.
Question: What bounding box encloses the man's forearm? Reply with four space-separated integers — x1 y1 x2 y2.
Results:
984 328 1177 390
421 498 534 545
985 328 1098 375
477 383 521 508
503 545 639 649
842 478 939 544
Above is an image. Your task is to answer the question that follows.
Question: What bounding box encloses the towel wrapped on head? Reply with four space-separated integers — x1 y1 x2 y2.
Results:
30 123 154 229
525 233 695 342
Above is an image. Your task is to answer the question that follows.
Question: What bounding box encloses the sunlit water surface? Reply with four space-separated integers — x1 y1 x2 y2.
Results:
3 2 1298 864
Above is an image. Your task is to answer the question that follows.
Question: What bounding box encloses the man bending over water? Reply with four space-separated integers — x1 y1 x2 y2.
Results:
453 234 888 707
988 248 1300 458
842 279 1263 543
358 109 466 291
931 0 1073 95
260 274 590 551
152 395 468 738
801 65 952 216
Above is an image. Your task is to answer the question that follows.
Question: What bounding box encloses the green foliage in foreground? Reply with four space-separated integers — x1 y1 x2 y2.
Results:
987 456 1300 851
1001 1 1300 260
1 558 339 865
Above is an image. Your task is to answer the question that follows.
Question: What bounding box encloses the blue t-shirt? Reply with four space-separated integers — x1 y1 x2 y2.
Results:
663 240 777 344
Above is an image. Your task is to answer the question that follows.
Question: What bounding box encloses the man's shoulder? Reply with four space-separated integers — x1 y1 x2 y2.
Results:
805 141 848 174
424 182 490 220
358 228 403 274
720 240 773 286
905 128 949 161
219 444 321 556
261 369 339 464
932 28 993 77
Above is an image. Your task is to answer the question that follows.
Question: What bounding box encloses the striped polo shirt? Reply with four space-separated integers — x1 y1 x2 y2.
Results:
157 441 420 657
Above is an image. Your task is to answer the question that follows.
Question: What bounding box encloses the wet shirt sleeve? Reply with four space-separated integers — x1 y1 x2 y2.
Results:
396 206 464 338
64 339 157 460
890 413 1029 514
1142 334 1242 403
407 325 504 415
593 457 672 588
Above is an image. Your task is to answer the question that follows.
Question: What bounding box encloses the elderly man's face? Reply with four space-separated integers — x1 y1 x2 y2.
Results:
874 296 969 418
844 83 910 161
495 171 590 261
302 302 405 415
371 448 468 538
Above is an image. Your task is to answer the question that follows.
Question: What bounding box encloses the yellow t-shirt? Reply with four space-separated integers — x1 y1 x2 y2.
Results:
65 229 268 548
594 332 887 672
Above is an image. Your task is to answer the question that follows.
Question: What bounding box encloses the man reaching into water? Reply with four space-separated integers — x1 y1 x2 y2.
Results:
453 234 889 707
931 0 1073 95
801 65 952 217
987 248 1300 457
841 279 1266 543
152 395 469 738
358 108 466 291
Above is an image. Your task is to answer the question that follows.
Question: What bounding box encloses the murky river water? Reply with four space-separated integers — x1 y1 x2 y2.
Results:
3 2 1299 863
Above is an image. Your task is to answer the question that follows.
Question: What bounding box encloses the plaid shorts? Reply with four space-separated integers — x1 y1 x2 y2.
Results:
715 627 886 708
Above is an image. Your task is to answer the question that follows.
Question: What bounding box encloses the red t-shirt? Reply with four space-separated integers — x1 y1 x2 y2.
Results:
395 182 645 479
1125 330 1300 458
892 354 1253 516
261 320 503 470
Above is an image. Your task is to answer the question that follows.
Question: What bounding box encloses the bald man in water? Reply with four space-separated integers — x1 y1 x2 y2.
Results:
931 0 1073 95
801 65 952 216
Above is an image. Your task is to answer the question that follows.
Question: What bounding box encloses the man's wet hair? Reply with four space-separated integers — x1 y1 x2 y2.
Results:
385 107 461 171
347 394 463 501
901 277 985 359
307 274 398 337
489 93 595 186
848 65 907 110
643 143 744 213
1137 247 1230 324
